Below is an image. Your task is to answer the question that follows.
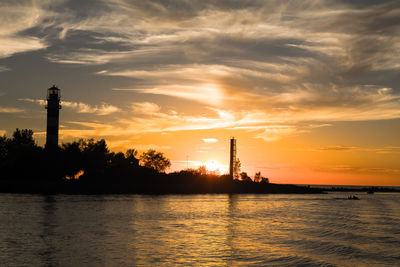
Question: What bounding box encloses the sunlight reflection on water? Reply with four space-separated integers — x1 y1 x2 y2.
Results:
0 193 400 266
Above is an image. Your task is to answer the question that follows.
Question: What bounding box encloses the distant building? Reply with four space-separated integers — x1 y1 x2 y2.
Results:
45 85 61 149
229 137 237 180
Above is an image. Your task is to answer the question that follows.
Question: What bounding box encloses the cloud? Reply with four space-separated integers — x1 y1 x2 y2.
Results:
0 107 24 113
318 146 359 151
253 126 297 142
130 102 161 114
130 84 224 106
315 165 400 175
3 0 400 146
128 144 172 151
0 36 47 59
46 49 135 65
53 106 302 143
0 1 48 58
18 98 46 106
18 98 120 115
301 146 400 154
202 138 218 143
62 101 120 115
8 1 395 109
0 66 9 72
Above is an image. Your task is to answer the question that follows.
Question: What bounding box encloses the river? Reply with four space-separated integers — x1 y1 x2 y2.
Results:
1 193 399 266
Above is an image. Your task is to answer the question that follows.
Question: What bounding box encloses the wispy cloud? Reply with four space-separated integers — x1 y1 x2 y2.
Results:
0 36 46 59
0 107 24 113
46 49 135 65
202 138 218 143
315 165 400 175
318 146 359 151
115 84 224 106
62 101 120 115
302 146 400 154
129 144 172 151
3 0 400 146
18 98 46 106
253 126 297 142
2 0 397 123
0 66 9 72
54 104 304 142
130 102 161 114
0 2 48 58
18 98 120 115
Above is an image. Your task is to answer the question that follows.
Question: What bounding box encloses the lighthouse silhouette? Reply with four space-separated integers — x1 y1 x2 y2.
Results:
45 85 61 149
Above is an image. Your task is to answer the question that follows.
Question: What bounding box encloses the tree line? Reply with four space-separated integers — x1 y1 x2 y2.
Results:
1 129 318 194
0 128 269 182
0 128 171 181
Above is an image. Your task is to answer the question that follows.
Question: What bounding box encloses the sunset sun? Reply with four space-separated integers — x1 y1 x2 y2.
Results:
204 160 226 174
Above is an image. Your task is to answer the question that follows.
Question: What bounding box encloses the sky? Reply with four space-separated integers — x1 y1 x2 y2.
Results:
0 0 400 186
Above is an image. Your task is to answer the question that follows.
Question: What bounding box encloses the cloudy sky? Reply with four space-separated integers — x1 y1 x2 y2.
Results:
1 0 400 185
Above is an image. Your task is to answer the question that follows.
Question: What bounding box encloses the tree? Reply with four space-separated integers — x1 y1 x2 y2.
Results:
254 171 269 183
234 158 241 180
125 149 139 166
139 149 171 173
109 152 126 167
61 141 84 177
11 128 35 146
83 139 109 165
79 139 110 178
240 172 252 182
197 165 207 175
0 135 7 161
261 177 269 183
3 129 44 180
254 172 262 182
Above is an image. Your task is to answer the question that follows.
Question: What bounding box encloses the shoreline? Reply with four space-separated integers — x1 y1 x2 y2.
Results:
0 180 324 195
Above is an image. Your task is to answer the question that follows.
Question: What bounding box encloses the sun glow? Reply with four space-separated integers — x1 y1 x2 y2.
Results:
204 160 227 174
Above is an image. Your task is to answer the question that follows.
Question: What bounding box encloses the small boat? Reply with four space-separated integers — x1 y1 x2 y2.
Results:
348 195 359 200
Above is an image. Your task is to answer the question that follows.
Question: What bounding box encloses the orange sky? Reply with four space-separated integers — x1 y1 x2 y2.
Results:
0 0 399 186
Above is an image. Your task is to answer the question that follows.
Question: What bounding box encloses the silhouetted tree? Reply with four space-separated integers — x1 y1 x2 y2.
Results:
125 149 139 166
83 139 109 166
240 172 252 182
181 168 201 176
1 128 44 180
67 138 110 180
109 152 126 168
234 158 241 180
61 141 84 178
254 171 269 183
0 135 7 162
261 177 269 183
140 149 171 173
198 165 207 175
11 128 35 146
0 128 288 194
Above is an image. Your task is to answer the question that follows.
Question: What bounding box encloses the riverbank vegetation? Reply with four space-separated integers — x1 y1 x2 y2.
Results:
0 129 323 194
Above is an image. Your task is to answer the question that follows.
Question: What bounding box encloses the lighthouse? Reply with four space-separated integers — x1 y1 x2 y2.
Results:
45 85 61 149
229 137 237 180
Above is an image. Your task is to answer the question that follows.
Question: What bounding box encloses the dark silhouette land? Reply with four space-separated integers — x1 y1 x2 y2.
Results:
0 128 324 194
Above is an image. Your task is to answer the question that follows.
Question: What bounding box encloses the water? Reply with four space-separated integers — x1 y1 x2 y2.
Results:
1 193 400 266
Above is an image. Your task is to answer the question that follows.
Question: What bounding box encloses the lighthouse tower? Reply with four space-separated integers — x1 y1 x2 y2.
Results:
45 85 61 149
229 137 237 180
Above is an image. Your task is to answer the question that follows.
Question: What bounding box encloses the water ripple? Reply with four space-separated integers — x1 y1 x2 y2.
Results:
0 192 399 266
